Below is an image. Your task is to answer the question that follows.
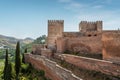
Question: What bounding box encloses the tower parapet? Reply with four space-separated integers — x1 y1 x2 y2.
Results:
79 21 103 32
48 20 64 26
96 21 102 32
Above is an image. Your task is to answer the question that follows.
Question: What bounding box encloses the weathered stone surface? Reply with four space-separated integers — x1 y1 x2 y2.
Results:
102 31 120 63
47 20 64 47
58 54 120 77
57 35 102 54
24 54 82 80
47 20 102 54
79 21 102 32
41 48 52 58
32 44 44 55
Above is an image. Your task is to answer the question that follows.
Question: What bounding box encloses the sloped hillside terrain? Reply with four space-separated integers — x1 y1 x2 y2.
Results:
0 34 34 48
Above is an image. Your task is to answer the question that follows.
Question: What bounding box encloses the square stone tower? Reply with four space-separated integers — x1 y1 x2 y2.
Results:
79 21 102 32
47 20 64 48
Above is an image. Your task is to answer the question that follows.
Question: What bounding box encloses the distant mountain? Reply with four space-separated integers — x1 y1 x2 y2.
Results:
22 37 34 44
0 34 34 48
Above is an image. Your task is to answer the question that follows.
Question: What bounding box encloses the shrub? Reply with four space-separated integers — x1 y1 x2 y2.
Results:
37 70 45 76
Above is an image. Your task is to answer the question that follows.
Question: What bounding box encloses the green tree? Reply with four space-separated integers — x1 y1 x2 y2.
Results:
24 48 27 53
3 49 8 80
34 35 46 44
22 48 27 63
5 63 12 80
15 41 21 79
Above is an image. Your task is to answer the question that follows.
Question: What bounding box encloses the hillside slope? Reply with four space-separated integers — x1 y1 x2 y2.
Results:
0 35 34 48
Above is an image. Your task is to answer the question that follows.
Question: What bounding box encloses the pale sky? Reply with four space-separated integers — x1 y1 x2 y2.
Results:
0 0 120 39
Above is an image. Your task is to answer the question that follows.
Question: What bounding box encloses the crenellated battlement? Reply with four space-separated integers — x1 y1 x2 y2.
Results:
80 21 102 24
79 21 103 32
96 21 102 23
48 20 64 25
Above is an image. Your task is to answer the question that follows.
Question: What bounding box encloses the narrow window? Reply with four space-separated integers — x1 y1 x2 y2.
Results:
88 34 91 37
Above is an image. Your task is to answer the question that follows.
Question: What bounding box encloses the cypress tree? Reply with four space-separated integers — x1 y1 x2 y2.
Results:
22 48 27 63
5 63 12 80
15 41 21 79
22 53 25 63
3 49 8 80
24 48 27 53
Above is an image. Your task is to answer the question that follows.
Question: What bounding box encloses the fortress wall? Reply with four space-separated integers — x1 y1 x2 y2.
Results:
63 31 101 37
63 32 83 37
57 54 120 77
102 31 120 63
24 54 82 80
56 37 66 53
64 35 102 54
32 44 44 55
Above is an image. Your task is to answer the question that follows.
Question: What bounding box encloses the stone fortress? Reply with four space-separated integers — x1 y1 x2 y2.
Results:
25 20 120 80
47 20 102 54
47 20 120 63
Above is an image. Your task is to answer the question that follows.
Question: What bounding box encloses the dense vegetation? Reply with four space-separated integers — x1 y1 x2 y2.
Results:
0 35 49 80
23 35 47 53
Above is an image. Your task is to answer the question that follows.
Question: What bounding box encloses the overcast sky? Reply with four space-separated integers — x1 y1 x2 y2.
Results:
0 0 120 39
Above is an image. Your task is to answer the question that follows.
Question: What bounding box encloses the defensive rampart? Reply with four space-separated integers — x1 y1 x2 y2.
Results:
64 35 102 54
56 54 120 77
102 31 120 63
24 54 82 80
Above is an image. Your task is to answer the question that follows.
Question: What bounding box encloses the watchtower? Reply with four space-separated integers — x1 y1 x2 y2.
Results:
47 20 64 48
79 21 102 32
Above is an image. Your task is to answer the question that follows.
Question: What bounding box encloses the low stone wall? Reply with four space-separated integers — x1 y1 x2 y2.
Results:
41 49 52 58
32 44 44 55
24 54 82 80
57 54 120 77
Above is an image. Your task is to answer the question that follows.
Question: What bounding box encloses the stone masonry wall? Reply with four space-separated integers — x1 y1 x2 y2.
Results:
57 54 120 77
32 44 44 55
24 54 82 80
64 35 102 54
79 21 102 32
47 20 64 47
102 31 120 63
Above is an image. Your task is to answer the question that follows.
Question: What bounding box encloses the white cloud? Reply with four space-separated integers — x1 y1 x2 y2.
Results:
64 2 85 12
92 0 113 5
70 2 82 8
58 0 72 3
102 0 113 4
92 5 103 9
75 10 120 30
57 0 120 30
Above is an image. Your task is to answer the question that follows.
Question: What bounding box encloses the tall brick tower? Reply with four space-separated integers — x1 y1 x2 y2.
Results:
47 20 64 48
